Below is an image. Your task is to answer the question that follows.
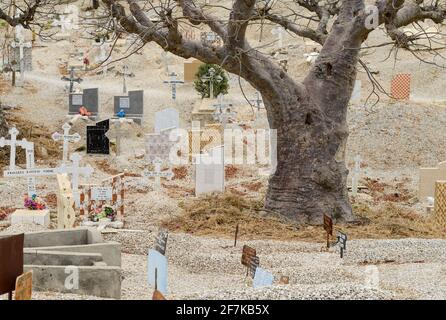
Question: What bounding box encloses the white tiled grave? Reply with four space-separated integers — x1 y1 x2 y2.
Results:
11 209 50 227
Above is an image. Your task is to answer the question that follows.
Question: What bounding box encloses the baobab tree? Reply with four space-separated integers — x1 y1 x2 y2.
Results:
97 0 445 224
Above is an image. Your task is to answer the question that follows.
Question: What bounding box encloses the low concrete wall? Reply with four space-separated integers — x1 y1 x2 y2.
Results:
31 243 121 267
25 265 122 299
24 228 103 248
24 250 103 266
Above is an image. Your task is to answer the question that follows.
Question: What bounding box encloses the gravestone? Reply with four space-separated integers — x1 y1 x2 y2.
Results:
145 127 178 163
52 123 81 163
113 90 144 124
142 159 174 189
86 119 110 155
148 249 168 295
391 74 411 100
195 145 225 195
14 271 33 300
0 233 24 299
253 267 274 288
69 88 99 117
155 108 180 134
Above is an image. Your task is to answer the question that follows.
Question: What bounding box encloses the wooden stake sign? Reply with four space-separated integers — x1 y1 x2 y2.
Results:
234 224 239 247
323 214 333 248
15 271 33 300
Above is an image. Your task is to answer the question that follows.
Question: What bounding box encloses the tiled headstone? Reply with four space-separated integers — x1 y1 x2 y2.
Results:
86 119 110 154
155 108 179 133
69 88 99 116
147 249 168 295
195 145 225 195
145 127 178 163
391 74 411 100
113 90 144 124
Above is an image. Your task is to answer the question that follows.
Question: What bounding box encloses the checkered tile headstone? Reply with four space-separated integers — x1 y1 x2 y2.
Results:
79 173 125 219
391 74 411 100
145 128 178 163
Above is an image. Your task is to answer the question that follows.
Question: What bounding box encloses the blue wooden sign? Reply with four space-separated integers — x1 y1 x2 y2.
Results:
147 249 168 295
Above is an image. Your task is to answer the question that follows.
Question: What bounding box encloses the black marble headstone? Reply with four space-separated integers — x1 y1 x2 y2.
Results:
86 119 110 154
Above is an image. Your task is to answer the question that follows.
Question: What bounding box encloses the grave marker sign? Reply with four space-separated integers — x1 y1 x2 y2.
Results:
87 119 110 155
148 249 168 295
154 229 169 256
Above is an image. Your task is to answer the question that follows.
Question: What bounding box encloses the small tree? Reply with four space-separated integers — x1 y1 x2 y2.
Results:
193 64 229 99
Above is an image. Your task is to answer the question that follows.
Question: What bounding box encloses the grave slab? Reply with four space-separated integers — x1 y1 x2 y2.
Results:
11 209 50 227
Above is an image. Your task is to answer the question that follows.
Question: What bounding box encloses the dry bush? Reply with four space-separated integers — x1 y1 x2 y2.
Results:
162 192 446 242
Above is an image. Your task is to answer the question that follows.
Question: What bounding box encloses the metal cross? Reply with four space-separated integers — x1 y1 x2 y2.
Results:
249 91 263 111
163 72 184 100
61 67 82 93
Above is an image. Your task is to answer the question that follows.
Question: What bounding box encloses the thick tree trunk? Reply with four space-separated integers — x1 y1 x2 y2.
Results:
263 87 354 224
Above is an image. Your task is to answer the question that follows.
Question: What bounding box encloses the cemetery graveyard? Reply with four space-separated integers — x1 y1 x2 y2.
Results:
2 0 446 301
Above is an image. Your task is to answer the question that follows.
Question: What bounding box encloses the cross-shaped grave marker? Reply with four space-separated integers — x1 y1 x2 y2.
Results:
106 118 133 156
121 64 133 94
0 127 36 196
11 25 32 83
58 153 94 206
201 67 222 99
61 67 83 93
142 158 173 189
212 94 233 113
163 72 184 100
271 26 285 49
52 123 81 163
249 91 263 111
351 155 361 195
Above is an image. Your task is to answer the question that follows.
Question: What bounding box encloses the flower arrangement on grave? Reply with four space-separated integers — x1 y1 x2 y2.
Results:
24 194 47 210
91 205 116 222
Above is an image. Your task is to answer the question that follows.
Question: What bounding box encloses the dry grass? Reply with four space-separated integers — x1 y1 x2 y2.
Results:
0 112 60 167
162 192 446 242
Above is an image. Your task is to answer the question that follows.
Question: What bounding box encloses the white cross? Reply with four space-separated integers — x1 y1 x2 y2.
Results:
52 123 81 163
351 155 362 195
52 14 73 34
59 153 94 206
11 25 32 82
107 118 133 156
142 159 173 189
271 26 285 49
163 72 184 100
201 67 223 99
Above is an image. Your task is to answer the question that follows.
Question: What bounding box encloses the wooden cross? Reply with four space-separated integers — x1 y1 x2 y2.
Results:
52 123 81 163
163 72 184 100
142 159 173 189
